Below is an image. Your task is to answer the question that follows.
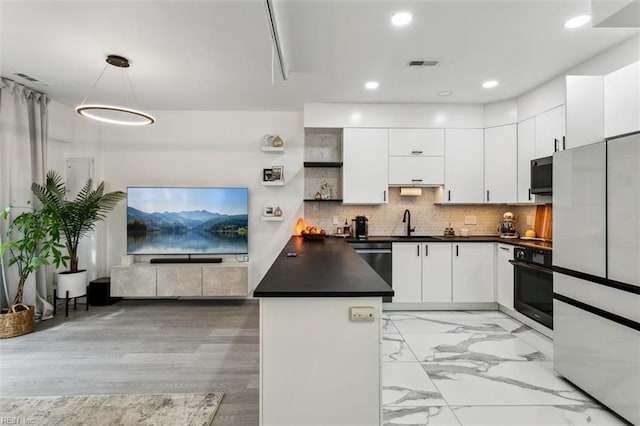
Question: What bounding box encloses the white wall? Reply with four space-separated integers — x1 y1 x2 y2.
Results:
98 110 304 292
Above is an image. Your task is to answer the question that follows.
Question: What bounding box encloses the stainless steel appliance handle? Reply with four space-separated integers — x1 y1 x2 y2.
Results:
509 259 553 274
354 249 392 254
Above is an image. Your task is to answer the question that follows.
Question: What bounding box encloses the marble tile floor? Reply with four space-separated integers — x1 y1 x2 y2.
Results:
382 311 630 426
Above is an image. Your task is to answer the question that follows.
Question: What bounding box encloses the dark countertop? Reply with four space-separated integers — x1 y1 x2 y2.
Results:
346 235 552 251
253 236 394 298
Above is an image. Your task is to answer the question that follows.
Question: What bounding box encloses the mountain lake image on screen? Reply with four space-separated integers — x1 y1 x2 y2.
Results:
126 187 249 255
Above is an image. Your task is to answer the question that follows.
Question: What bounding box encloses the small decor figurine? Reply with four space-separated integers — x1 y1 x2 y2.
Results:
320 181 332 200
274 206 283 217
262 134 284 148
314 192 322 200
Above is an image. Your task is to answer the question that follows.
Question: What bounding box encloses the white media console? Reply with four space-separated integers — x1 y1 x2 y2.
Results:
111 262 249 297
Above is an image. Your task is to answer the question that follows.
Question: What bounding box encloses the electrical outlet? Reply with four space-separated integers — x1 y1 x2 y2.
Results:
349 306 375 322
464 215 477 225
332 216 339 225
526 216 533 226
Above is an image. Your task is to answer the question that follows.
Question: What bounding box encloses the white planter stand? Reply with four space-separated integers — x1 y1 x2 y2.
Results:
54 270 89 317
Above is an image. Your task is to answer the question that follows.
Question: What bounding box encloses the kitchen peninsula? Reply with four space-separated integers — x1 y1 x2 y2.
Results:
254 236 393 426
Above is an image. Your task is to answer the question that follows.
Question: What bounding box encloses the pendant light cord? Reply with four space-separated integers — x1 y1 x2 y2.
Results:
79 63 109 106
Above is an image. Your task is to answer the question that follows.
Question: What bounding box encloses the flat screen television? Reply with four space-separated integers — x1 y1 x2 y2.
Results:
126 187 248 255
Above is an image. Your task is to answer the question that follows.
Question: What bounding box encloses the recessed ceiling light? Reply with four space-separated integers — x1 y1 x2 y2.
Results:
564 14 591 29
438 90 453 97
365 81 379 90
482 80 499 89
391 12 412 26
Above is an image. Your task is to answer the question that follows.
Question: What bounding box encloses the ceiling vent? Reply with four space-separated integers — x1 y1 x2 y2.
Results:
13 73 49 86
408 60 438 67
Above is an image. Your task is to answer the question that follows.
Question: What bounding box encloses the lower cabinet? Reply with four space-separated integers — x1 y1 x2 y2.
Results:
452 243 496 302
496 244 514 310
392 242 494 303
112 263 249 297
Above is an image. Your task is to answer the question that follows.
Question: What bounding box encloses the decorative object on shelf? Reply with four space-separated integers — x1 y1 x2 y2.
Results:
264 206 274 216
314 192 322 200
262 134 284 148
319 181 332 200
263 166 284 183
76 55 155 126
273 206 283 217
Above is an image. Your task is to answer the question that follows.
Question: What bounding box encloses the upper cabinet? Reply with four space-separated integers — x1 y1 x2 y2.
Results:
535 105 565 157
566 76 604 149
484 124 517 203
444 129 484 203
517 118 536 203
604 61 640 138
343 128 389 204
388 129 445 156
388 129 445 186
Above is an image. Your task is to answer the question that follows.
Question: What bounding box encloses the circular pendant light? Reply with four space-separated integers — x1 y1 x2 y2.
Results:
76 55 155 126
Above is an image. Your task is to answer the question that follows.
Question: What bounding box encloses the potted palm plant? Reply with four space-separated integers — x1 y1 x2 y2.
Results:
31 171 125 302
0 204 67 338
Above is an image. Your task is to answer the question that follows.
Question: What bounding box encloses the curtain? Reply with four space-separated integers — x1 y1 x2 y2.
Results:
0 77 53 320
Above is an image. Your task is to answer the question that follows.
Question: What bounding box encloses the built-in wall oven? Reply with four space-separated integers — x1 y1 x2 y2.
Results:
510 246 553 329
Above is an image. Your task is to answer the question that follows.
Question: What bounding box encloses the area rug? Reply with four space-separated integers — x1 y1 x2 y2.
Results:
0 392 223 426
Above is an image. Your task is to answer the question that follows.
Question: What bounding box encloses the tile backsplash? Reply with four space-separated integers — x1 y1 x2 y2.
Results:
304 187 538 237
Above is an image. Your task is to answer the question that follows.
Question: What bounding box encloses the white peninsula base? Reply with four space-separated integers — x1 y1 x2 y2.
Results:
259 297 383 426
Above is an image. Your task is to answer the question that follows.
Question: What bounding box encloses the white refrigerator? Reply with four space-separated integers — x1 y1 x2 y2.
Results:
553 132 640 425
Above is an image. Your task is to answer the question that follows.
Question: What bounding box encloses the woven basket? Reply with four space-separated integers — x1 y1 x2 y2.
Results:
0 303 35 339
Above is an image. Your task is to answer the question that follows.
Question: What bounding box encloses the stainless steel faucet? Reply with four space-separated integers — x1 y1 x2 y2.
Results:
402 209 416 237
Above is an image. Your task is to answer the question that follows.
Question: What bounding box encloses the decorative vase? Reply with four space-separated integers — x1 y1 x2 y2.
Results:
274 207 283 217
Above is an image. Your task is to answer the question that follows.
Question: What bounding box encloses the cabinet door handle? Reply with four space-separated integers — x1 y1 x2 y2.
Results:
417 245 420 256
499 246 510 251
486 190 490 202
411 150 423 155
562 136 566 150
411 179 423 182
383 190 386 202
528 188 531 201
425 245 428 256
554 138 559 152
456 245 459 256
448 190 451 201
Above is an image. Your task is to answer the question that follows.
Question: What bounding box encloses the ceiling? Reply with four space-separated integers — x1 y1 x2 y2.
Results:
1 0 637 111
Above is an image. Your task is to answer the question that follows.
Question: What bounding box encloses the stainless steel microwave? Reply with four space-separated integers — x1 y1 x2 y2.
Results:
531 156 552 195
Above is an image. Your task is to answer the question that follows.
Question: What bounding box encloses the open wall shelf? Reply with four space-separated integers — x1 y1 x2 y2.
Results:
303 162 343 168
303 199 343 202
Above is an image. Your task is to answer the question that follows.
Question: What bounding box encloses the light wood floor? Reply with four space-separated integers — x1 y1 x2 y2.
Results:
0 299 259 425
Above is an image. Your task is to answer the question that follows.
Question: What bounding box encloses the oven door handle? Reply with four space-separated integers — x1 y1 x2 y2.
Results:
509 259 553 274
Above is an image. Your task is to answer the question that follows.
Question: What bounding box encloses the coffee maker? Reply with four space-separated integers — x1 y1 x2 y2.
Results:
353 215 369 240
498 211 518 238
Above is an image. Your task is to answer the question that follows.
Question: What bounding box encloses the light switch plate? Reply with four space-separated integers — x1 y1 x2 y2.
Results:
464 215 477 225
526 216 533 226
349 306 375 322
332 216 339 225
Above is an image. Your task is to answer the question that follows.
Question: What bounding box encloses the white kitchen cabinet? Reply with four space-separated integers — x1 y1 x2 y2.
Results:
452 243 495 303
392 243 423 302
517 117 536 203
388 156 444 186
496 244 514 310
605 61 640 138
535 105 565 157
484 124 517 203
607 133 640 287
388 128 445 156
553 142 606 277
343 128 388 204
444 129 484 203
566 76 604 149
422 243 452 302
